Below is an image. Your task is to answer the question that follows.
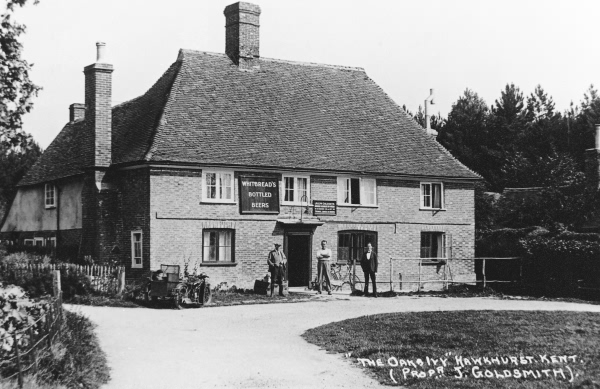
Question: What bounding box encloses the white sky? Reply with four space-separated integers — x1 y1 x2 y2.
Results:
13 0 600 149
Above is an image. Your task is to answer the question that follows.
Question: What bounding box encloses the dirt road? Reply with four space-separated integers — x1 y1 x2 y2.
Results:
69 296 600 389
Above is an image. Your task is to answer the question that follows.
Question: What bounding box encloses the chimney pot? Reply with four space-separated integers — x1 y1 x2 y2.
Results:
96 42 107 63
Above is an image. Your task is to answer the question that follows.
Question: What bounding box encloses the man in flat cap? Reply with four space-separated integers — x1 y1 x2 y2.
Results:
267 243 287 297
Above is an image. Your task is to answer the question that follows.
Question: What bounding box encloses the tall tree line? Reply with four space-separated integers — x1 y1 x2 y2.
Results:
407 84 599 193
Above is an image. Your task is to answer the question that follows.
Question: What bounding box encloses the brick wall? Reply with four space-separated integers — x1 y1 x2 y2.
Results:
148 167 475 289
84 63 113 168
224 2 261 69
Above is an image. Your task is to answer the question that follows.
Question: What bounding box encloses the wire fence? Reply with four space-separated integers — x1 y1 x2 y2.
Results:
0 283 63 388
363 257 522 292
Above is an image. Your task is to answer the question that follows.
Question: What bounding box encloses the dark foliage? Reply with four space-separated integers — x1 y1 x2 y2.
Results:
36 310 110 389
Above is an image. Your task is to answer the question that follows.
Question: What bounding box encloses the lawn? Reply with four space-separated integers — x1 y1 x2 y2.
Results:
303 311 600 388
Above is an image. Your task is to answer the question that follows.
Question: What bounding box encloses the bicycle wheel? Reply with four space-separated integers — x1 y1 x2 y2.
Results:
351 275 364 292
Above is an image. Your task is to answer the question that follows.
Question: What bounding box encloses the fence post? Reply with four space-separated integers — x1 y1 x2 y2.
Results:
13 332 23 389
482 258 486 289
418 258 422 292
117 267 126 296
52 270 61 297
28 326 38 374
389 257 393 292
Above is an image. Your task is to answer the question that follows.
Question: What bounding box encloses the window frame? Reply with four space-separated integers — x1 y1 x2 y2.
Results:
34 237 45 247
202 229 235 263
420 231 448 260
281 175 310 205
337 230 378 265
420 182 444 210
201 170 235 203
131 230 143 269
24 239 34 246
336 177 377 207
45 184 56 209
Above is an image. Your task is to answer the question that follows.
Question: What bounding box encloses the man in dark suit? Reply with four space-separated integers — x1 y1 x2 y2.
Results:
360 243 378 297
267 243 287 297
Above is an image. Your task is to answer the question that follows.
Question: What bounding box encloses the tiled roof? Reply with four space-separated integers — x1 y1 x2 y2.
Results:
20 50 479 186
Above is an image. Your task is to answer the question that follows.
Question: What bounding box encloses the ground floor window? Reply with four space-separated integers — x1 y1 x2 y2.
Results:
34 237 44 247
337 231 377 264
420 232 449 259
131 231 143 268
24 239 34 246
203 229 234 262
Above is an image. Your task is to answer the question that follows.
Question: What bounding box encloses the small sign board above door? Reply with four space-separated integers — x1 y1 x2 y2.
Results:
239 176 280 214
313 200 337 216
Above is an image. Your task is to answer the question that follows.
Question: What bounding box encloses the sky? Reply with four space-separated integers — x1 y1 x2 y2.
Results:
12 0 600 149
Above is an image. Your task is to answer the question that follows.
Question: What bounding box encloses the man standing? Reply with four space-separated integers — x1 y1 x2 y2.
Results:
316 240 333 295
267 243 287 297
361 243 378 297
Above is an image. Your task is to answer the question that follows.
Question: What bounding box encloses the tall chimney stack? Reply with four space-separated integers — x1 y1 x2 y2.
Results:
84 42 113 168
585 124 600 191
224 2 261 71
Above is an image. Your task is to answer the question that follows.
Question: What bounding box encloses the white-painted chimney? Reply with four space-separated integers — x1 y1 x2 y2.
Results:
424 89 437 136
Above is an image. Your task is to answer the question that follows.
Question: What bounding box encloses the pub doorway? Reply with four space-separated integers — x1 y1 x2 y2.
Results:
285 232 312 287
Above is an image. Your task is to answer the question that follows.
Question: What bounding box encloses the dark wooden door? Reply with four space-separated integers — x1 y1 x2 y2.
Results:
286 234 311 287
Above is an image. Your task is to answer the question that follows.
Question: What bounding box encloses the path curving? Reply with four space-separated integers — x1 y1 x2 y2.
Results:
69 296 600 388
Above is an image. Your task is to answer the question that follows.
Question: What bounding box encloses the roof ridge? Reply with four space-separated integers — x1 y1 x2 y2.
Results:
177 48 365 72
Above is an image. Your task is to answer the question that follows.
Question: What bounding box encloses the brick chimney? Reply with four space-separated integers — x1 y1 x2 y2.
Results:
69 103 85 122
84 42 113 168
224 2 261 71
585 124 600 191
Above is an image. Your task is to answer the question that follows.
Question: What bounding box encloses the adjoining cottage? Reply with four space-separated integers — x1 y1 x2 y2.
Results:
1 2 479 288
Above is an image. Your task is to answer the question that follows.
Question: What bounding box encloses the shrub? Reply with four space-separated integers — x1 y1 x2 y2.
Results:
35 311 110 389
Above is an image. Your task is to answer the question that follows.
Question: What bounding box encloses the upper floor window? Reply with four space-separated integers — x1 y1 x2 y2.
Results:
282 175 309 204
420 182 444 209
131 231 143 268
337 177 376 206
45 184 56 208
202 170 234 202
203 229 234 262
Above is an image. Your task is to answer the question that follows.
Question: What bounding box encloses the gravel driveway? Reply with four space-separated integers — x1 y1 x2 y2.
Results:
69 296 600 389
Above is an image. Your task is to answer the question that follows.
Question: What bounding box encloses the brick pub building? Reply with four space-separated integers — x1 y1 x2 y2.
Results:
1 2 479 288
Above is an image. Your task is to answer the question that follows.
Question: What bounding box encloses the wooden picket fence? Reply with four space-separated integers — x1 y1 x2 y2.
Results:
0 289 63 388
0 263 125 295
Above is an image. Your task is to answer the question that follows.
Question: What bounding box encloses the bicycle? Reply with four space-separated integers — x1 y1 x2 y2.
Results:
329 261 364 292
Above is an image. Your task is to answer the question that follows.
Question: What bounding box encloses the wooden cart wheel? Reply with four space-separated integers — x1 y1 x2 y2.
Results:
201 283 212 306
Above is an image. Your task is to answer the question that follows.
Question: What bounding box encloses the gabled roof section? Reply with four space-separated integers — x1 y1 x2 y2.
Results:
147 50 479 179
21 49 479 186
19 119 90 186
19 61 181 186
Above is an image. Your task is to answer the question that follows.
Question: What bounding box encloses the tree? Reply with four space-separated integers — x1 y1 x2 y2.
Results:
437 89 494 183
495 152 598 229
1 0 41 148
0 140 42 220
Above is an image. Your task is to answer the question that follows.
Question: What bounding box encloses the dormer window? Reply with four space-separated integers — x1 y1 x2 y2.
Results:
45 184 56 208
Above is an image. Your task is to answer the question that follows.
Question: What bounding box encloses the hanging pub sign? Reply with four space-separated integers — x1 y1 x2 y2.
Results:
313 200 337 216
239 175 280 214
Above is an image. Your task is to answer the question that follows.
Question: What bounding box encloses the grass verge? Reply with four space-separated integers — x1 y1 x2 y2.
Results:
0 310 110 389
303 310 600 388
